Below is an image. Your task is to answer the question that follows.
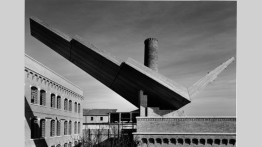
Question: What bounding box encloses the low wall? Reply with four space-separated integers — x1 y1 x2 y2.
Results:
136 117 236 133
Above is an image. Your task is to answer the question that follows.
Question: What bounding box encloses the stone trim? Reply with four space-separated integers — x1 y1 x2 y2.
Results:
136 137 236 146
25 67 84 100
136 117 236 121
133 132 236 135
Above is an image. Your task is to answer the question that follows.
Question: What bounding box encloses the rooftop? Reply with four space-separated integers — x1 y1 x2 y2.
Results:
83 109 117 116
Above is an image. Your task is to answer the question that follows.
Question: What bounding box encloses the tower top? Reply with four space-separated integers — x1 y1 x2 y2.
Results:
144 38 159 72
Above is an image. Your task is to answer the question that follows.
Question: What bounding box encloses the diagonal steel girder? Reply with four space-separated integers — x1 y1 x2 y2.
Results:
29 17 191 110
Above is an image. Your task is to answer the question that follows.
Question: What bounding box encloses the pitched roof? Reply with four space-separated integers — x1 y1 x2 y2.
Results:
83 109 117 116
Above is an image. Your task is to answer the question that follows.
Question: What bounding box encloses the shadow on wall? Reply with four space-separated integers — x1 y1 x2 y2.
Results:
25 97 49 147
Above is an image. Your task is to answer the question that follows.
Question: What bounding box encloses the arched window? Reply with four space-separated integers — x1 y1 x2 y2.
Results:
69 100 72 111
141 138 147 144
40 119 45 138
64 121 68 135
74 102 77 112
222 139 228 145
56 144 61 147
207 139 213 145
51 94 55 108
57 96 61 109
69 121 72 135
170 138 176 144
149 138 154 144
30 118 38 139
57 120 60 136
40 90 46 106
229 139 236 145
74 121 77 134
64 99 68 110
215 139 221 145
31 86 38 104
68 142 72 147
163 138 169 144
156 138 162 144
78 103 80 113
50 120 55 137
78 122 80 134
178 138 183 144
192 138 198 145
64 143 68 147
74 141 77 146
185 138 191 144
200 138 205 145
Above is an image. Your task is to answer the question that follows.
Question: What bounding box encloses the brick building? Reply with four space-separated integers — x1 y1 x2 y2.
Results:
29 18 236 147
25 54 84 147
133 117 236 147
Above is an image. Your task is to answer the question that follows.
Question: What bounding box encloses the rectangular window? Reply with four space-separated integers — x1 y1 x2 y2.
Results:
51 94 55 108
74 122 77 134
64 99 68 110
75 102 77 112
31 118 38 139
40 119 45 137
31 87 38 104
50 120 55 137
57 121 60 136
69 101 72 111
78 122 80 134
57 96 61 109
40 90 46 106
91 117 93 121
64 121 67 135
69 121 72 135
100 117 103 121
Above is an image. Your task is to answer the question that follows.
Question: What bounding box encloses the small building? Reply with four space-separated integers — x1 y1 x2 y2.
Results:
83 109 117 125
83 109 139 129
25 54 84 147
82 109 139 145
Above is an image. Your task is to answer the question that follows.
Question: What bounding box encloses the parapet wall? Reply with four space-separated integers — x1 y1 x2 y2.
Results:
136 117 236 133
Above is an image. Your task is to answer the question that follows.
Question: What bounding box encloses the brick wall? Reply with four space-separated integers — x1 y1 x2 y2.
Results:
136 117 236 133
25 55 84 147
133 134 236 147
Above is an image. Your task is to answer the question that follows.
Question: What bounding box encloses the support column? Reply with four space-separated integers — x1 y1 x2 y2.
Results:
119 112 121 123
141 38 158 117
139 90 148 117
130 112 132 123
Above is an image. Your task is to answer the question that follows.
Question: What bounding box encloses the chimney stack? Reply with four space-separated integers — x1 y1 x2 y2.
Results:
144 38 159 72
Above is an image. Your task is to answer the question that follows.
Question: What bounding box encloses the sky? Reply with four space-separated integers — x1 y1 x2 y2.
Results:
25 0 236 116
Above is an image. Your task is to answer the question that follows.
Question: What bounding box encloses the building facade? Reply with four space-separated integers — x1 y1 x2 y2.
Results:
83 109 117 125
133 117 236 147
83 109 139 130
25 54 84 147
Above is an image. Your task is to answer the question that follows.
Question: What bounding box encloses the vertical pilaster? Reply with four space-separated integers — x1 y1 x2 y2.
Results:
37 88 41 105
139 90 148 117
130 112 132 122
119 113 121 123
